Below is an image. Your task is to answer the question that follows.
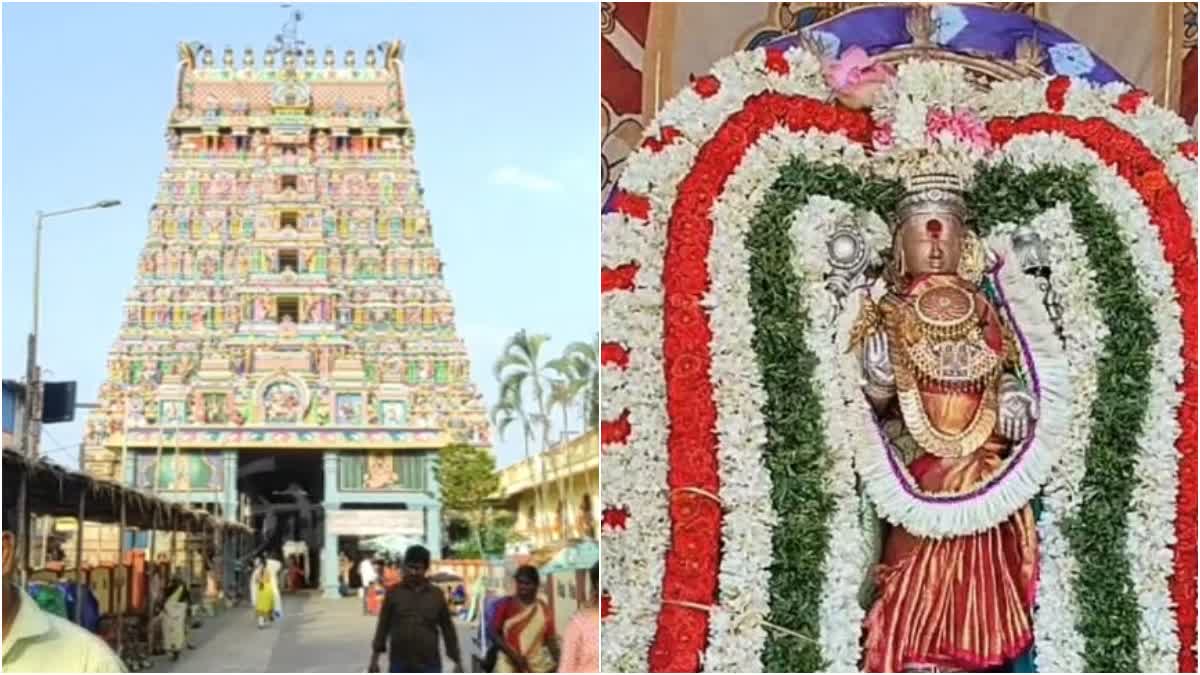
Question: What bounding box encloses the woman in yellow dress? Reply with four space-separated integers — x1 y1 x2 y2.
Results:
251 557 280 629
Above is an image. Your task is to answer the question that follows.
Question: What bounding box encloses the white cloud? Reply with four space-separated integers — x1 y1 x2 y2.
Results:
488 166 562 192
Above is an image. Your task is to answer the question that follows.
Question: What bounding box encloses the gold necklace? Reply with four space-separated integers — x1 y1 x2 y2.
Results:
887 281 1002 458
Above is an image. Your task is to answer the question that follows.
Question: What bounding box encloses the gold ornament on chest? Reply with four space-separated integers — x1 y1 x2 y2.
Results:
886 284 1003 459
894 283 1002 391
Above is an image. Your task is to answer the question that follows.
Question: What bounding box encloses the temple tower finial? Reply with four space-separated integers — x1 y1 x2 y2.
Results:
272 5 306 58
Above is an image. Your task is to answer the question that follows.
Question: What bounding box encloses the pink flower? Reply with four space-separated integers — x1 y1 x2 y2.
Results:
872 120 896 149
925 106 992 151
822 46 896 93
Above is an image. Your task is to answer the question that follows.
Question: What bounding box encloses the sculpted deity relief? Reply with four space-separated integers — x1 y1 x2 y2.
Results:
363 451 399 489
336 393 364 425
263 381 303 423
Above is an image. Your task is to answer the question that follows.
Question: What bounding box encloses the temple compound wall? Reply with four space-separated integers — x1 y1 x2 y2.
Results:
80 42 490 597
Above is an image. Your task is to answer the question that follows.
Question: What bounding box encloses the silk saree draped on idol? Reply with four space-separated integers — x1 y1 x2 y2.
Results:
861 271 1040 672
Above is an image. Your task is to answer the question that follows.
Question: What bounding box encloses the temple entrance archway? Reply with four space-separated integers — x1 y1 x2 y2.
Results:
238 452 325 589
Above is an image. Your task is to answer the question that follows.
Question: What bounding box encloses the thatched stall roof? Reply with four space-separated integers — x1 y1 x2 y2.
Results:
2 449 250 534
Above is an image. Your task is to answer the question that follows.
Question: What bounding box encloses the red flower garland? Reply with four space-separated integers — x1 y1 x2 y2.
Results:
991 114 1198 672
601 264 639 292
642 126 683 153
651 92 871 672
1115 89 1151 114
693 75 721 99
601 341 631 369
602 506 630 530
1045 76 1071 112
764 49 790 75
613 190 650 220
601 409 632 446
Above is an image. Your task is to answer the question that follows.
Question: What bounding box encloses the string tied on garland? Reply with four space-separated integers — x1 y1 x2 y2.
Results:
661 599 820 646
671 486 724 508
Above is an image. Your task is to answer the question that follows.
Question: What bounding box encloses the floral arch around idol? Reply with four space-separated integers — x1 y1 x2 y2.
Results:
600 4 1197 674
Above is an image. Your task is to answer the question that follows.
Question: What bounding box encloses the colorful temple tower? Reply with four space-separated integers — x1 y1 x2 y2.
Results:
81 40 490 595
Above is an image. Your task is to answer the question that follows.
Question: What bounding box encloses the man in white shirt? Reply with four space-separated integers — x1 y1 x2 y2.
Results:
358 554 377 615
3 508 124 672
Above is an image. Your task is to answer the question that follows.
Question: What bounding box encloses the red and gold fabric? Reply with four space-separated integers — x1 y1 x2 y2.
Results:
864 275 1038 672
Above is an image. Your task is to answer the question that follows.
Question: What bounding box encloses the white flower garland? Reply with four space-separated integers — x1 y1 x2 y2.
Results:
787 196 887 673
1165 153 1198 235
599 207 674 671
703 129 871 671
702 138 776 673
995 133 1185 672
603 44 830 672
989 203 1103 674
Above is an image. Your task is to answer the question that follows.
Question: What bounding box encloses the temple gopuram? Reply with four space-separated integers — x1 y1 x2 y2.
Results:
80 40 489 595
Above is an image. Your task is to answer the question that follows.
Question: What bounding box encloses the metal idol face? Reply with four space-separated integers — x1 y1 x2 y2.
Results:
898 213 964 276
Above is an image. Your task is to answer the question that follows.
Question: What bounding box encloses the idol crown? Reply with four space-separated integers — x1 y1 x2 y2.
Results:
895 172 968 225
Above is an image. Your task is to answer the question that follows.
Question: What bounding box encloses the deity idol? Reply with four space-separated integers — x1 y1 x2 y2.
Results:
856 174 1038 672
258 297 276 322
191 306 206 331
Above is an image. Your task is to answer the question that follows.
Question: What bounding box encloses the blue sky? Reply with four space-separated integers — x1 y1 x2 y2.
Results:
1 2 598 470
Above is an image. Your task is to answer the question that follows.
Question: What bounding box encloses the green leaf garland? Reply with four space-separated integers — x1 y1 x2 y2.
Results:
970 162 1153 672
745 157 900 672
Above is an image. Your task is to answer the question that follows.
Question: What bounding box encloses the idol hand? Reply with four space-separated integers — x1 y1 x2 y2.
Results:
998 375 1038 441
863 330 895 388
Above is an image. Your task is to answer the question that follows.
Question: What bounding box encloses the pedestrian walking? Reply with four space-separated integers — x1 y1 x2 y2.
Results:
557 564 599 673
489 566 558 673
250 557 281 629
359 554 378 614
368 545 462 674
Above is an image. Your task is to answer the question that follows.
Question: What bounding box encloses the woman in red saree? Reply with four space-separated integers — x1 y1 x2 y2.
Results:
489 566 559 673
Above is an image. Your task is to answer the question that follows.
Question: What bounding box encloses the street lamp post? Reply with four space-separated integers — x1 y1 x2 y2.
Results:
21 200 121 461
15 200 120 585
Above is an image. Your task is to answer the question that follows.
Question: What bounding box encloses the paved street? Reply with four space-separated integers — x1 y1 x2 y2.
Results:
150 594 477 673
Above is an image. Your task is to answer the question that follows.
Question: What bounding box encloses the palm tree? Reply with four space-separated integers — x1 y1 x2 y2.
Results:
489 382 533 458
549 360 585 439
494 330 556 543
494 330 555 451
547 337 599 433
